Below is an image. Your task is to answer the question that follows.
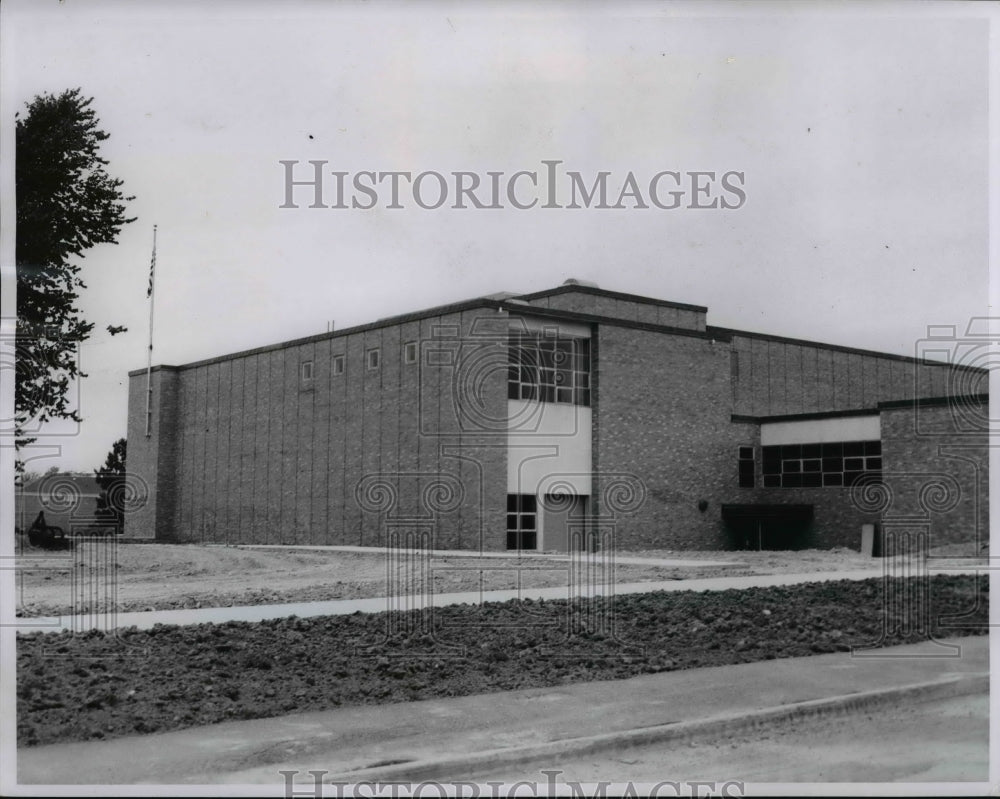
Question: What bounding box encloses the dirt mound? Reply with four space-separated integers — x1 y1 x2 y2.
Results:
17 574 987 748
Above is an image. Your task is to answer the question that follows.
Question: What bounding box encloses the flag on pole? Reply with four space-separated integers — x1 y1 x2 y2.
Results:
146 225 157 298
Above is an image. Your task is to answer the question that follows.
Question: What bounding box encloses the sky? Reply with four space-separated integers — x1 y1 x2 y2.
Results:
0 0 994 473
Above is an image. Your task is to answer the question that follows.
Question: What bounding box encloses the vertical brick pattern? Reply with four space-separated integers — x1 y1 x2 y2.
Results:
128 309 508 548
731 334 969 416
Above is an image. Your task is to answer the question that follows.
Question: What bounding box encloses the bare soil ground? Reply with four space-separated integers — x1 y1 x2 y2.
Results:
14 542 983 617
16 575 988 747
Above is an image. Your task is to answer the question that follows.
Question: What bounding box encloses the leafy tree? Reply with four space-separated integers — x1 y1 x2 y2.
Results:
15 88 135 467
94 437 127 532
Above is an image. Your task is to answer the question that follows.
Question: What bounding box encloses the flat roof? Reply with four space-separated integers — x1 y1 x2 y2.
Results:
128 283 988 376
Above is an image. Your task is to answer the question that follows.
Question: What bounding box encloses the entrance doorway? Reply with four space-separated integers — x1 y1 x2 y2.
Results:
542 494 589 552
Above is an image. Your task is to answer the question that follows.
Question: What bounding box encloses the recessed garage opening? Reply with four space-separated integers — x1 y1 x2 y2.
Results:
722 504 814 550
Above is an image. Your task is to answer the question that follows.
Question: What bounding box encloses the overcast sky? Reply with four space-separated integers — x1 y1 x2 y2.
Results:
1 0 993 473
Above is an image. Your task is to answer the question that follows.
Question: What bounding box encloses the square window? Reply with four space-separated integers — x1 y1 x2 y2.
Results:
865 441 882 456
866 457 882 471
738 446 755 460
404 341 418 364
367 349 380 370
332 355 345 375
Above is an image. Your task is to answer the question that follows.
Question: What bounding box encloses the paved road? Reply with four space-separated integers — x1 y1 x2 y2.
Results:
474 692 989 785
14 568 978 634
17 636 988 786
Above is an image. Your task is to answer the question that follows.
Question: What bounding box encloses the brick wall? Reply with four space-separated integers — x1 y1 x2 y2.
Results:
126 311 508 548
526 291 706 331
730 334 963 417
879 399 988 550
592 325 751 549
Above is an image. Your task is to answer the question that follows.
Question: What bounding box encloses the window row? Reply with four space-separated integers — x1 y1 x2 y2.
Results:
508 332 591 407
298 342 419 384
759 440 883 489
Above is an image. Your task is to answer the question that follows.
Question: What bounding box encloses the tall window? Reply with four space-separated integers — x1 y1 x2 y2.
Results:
508 332 590 406
332 354 345 375
762 440 881 488
738 446 755 488
506 494 537 550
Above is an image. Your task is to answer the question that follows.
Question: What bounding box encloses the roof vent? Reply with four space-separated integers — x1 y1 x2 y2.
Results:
563 278 600 288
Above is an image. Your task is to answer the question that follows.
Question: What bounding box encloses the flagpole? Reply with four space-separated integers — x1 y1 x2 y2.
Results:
144 224 157 437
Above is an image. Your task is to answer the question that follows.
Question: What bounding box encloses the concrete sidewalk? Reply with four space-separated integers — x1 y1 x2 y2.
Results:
17 635 988 786
239 543 748 568
15 567 980 634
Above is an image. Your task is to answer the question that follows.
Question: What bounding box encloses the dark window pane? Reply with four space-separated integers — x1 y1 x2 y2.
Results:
738 446 754 460
762 460 781 475
506 514 518 530
508 383 519 400
541 386 555 403
522 495 536 512
802 472 822 487
781 445 801 459
801 444 822 458
844 458 864 471
783 473 803 488
507 531 519 549
763 475 781 488
803 459 821 472
844 471 864 486
844 442 864 457
556 387 573 403
866 457 882 470
821 442 843 457
577 389 591 406
822 457 842 472
521 531 536 550
507 495 517 512
520 515 535 531
823 473 843 487
783 460 801 473
865 441 882 455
